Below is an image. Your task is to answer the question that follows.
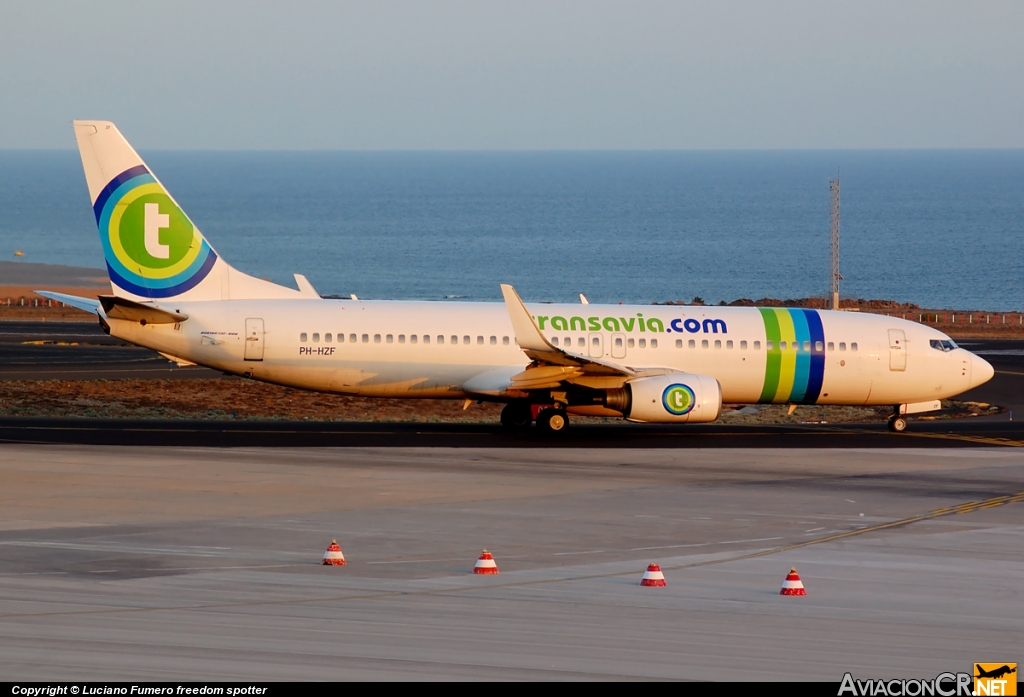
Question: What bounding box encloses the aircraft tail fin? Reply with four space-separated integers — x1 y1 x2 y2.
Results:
72 121 303 302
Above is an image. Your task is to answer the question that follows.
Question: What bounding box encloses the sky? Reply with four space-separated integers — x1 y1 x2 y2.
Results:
2 1 1022 150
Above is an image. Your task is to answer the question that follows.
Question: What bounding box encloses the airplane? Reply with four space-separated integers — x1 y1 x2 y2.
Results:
975 665 1016 680
39 121 995 434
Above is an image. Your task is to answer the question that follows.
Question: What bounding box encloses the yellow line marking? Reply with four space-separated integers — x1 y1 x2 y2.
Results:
902 432 1024 447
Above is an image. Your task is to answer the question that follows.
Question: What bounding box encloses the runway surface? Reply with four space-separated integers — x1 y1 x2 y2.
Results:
5 416 1024 449
1 444 1021 680
0 320 220 380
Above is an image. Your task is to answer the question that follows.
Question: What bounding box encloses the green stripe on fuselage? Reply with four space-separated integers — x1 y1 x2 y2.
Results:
758 308 781 402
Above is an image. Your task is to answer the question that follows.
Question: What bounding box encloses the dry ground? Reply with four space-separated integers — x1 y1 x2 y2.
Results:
0 377 999 423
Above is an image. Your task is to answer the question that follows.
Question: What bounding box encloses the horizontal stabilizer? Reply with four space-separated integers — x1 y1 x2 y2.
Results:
98 295 188 324
158 351 197 367
33 291 100 315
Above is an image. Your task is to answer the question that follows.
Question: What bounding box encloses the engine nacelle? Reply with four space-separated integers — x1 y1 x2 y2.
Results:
607 374 722 423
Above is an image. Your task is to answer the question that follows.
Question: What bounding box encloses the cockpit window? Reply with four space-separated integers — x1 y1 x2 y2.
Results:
930 339 958 352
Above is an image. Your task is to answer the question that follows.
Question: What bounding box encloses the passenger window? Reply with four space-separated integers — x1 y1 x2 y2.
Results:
503 336 510 345
702 339 709 349
349 334 357 343
754 341 761 350
577 337 584 347
477 336 483 345
361 334 369 343
839 342 846 351
374 334 381 343
803 341 811 352
463 336 470 345
386 334 393 344
714 340 722 349
437 335 444 344
411 335 418 344
726 340 733 349
815 341 823 352
675 339 683 348
451 336 457 345
300 333 308 342
325 333 332 342
423 335 430 344
399 335 406 344
851 343 858 351
639 338 646 348
740 340 747 350
827 342 834 351
592 336 599 346
552 337 559 346
628 338 635 348
614 337 623 348
780 341 786 350
563 337 570 346
651 339 658 348
490 336 497 345
688 339 695 349
766 341 773 350
313 333 320 343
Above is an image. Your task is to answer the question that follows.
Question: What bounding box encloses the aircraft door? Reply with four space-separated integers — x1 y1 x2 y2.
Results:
588 332 604 358
610 332 627 359
887 328 906 371
245 318 265 361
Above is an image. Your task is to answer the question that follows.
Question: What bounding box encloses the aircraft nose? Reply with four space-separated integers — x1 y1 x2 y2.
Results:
969 352 995 388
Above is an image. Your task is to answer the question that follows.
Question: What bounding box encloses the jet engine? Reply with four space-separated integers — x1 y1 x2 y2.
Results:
604 374 722 423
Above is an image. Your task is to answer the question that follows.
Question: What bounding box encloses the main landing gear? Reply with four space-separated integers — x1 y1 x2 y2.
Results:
500 402 569 434
500 402 532 430
536 407 569 434
888 414 909 433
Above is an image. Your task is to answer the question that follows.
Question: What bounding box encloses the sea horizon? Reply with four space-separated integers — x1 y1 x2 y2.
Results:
2 149 1022 310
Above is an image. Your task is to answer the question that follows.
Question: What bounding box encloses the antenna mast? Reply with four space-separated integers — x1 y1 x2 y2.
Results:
829 170 841 310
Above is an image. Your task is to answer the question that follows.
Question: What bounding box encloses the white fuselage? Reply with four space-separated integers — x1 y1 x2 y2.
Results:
105 299 991 408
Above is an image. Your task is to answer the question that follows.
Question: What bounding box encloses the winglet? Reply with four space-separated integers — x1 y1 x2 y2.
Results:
294 274 320 298
500 284 554 352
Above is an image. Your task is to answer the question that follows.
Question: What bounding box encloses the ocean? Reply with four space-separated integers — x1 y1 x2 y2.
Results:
1 150 1022 310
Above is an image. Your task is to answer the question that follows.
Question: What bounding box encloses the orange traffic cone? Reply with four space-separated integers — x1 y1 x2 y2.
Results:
322 540 346 566
473 550 499 574
640 563 667 587
780 567 806 595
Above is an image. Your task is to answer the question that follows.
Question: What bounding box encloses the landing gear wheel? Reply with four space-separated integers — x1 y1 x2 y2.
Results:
888 416 909 433
500 402 533 429
537 408 569 434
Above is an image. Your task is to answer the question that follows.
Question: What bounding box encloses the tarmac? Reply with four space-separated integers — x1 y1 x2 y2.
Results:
2 319 1023 680
1 443 1022 680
